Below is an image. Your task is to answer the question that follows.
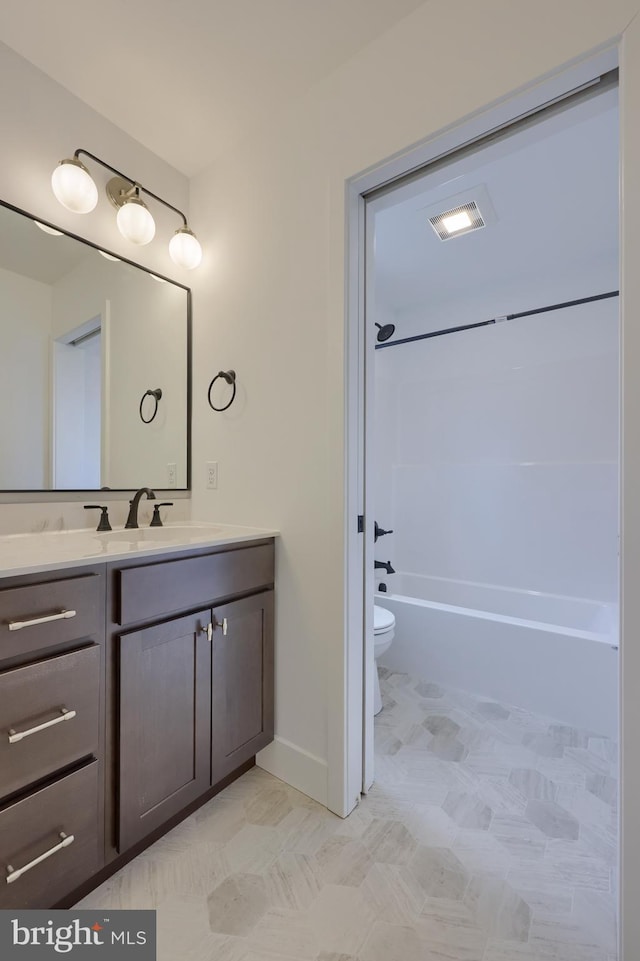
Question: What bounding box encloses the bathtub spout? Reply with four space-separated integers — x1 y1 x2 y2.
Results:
375 560 395 575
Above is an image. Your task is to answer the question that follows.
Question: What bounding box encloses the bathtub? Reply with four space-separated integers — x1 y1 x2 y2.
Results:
375 573 619 738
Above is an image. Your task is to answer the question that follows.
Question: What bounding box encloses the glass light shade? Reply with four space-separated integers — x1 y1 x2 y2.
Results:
169 227 202 269
34 220 63 236
116 197 156 245
51 159 98 214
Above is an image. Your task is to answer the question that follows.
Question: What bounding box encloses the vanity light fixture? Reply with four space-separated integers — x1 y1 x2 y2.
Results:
33 220 64 236
114 187 155 246
51 149 202 269
51 157 98 213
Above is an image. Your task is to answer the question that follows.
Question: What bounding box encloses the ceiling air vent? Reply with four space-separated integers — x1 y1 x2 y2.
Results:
429 201 486 241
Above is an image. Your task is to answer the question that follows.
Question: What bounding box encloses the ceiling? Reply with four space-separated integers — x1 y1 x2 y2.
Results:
0 203 177 287
372 87 619 327
0 204 89 284
0 0 426 177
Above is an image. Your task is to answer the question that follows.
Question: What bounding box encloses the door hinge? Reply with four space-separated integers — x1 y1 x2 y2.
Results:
357 515 364 534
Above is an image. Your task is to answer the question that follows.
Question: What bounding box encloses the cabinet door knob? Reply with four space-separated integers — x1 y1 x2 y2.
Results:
213 616 228 636
199 622 213 642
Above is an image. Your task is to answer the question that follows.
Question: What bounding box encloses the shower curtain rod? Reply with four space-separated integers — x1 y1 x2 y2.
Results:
374 289 619 350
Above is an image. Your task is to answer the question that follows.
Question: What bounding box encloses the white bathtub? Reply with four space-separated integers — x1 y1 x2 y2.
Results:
375 573 619 738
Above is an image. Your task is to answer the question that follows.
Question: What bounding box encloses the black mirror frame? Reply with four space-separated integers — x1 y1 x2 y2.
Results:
0 197 192 494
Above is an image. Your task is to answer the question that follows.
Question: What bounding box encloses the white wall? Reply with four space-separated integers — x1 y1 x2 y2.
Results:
0 265 51 487
52 255 188 490
189 0 635 806
0 40 191 522
0 0 632 787
0 242 188 495
1 6 640 949
375 297 619 602
0 43 189 278
52 339 98 488
82 334 102 486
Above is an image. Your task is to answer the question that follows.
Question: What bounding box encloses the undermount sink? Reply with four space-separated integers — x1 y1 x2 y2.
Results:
97 525 222 543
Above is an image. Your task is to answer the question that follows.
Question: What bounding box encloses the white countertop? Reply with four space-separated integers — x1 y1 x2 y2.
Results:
0 522 278 578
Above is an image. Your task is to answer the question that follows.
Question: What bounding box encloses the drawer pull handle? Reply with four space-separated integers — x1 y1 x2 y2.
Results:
8 708 77 744
6 832 75 884
213 616 228 636
8 609 77 632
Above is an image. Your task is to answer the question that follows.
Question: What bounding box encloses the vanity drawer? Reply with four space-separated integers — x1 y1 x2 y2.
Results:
0 645 100 799
117 542 274 625
0 760 99 909
0 573 102 660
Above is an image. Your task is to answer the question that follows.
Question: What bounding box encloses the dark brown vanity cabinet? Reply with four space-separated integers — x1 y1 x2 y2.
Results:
0 536 275 909
211 591 274 783
0 762 100 909
0 568 104 909
112 540 275 853
0 644 100 799
118 611 212 851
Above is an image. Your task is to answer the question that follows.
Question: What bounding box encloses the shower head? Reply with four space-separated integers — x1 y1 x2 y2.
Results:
375 322 395 343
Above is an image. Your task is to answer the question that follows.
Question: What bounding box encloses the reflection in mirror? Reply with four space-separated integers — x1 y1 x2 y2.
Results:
0 201 190 491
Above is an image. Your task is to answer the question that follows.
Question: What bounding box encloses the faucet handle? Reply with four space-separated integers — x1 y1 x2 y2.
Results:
374 521 394 542
150 503 174 528
84 505 112 532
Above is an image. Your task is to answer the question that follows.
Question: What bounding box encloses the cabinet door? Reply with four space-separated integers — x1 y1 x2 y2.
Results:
212 591 274 783
118 611 211 851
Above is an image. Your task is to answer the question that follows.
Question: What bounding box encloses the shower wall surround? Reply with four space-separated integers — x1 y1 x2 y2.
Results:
374 295 619 602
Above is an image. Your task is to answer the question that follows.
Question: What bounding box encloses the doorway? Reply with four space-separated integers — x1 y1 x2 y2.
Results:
51 315 102 488
347 54 620 959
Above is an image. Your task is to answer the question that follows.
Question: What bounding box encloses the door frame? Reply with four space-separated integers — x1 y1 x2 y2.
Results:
341 36 621 932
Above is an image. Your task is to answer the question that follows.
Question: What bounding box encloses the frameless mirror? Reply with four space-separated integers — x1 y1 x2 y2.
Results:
0 200 190 491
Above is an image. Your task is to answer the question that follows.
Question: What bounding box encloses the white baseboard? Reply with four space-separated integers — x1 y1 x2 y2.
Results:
257 735 328 807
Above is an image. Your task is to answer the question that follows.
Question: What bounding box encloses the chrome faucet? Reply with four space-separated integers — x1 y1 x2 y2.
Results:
124 488 156 529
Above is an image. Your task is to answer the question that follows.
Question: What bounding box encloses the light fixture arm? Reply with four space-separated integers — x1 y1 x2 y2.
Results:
73 148 188 227
52 147 202 267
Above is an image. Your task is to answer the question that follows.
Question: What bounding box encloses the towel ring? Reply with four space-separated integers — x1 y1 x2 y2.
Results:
208 370 237 412
139 388 162 424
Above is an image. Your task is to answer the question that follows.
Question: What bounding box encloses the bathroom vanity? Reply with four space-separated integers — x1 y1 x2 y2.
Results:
0 523 276 908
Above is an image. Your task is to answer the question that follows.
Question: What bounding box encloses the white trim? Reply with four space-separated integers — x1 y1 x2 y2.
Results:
362 204 376 792
349 43 618 199
341 40 620 846
619 18 640 958
326 183 366 818
257 736 328 806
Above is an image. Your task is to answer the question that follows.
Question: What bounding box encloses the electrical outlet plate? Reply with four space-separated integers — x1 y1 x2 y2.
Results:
167 463 177 488
206 461 218 489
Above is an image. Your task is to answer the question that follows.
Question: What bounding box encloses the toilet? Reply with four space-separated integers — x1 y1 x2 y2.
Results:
373 605 396 715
